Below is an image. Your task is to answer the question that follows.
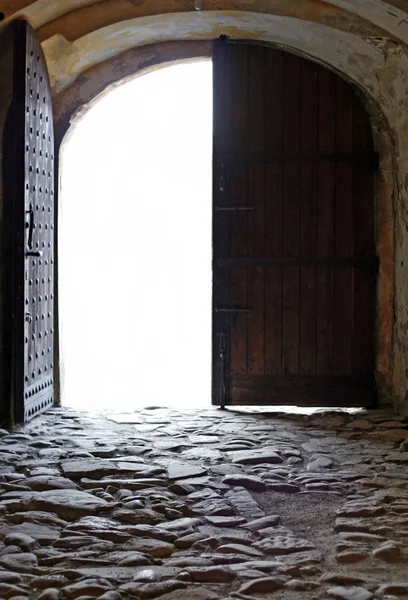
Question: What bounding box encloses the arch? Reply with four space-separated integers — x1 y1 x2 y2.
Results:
56 34 397 408
7 0 408 47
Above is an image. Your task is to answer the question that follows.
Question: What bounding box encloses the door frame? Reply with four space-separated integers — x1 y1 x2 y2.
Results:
51 40 393 409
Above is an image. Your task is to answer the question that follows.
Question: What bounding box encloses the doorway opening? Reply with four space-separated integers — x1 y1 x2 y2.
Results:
59 61 213 411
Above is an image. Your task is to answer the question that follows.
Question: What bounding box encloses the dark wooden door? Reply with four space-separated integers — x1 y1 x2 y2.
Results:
212 40 377 408
3 20 55 422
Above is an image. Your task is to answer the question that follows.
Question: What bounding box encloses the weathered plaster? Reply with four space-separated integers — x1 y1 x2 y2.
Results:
43 12 408 103
5 0 408 46
4 0 100 29
45 12 408 175
54 41 213 137
323 0 408 43
34 0 386 44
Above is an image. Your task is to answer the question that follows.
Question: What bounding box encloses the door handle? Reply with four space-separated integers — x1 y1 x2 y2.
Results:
26 251 43 257
25 208 34 249
25 209 43 257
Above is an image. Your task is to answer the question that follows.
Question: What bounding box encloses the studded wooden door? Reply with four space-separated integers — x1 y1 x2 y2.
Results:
212 40 377 408
4 20 55 422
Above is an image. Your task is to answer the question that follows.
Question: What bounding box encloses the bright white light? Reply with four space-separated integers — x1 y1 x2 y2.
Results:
59 61 213 410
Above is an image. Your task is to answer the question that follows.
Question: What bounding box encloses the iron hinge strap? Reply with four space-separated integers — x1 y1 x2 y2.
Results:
214 151 379 167
215 255 379 271
214 307 252 312
215 206 254 211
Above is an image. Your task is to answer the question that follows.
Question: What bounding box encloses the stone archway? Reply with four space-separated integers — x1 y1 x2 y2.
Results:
54 29 397 410
2 4 406 411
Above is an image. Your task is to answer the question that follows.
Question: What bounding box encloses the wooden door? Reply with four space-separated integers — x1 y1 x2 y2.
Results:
3 20 55 422
212 40 377 408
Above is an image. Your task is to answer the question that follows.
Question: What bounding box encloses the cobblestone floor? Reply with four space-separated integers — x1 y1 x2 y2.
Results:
0 405 408 599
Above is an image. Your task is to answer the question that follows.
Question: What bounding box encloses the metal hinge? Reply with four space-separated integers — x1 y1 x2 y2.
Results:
215 256 379 270
215 206 254 211
214 307 252 313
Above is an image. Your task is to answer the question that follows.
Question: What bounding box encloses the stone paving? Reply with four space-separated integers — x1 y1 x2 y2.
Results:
0 406 408 599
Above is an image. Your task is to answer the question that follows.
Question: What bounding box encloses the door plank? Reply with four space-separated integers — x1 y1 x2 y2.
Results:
229 45 248 376
317 68 336 375
282 53 300 374
300 59 318 375
231 374 373 406
247 45 266 375
212 41 232 404
334 77 354 374
264 49 283 375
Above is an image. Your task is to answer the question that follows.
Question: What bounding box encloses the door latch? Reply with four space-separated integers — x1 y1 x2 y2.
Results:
25 208 34 249
214 307 251 313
